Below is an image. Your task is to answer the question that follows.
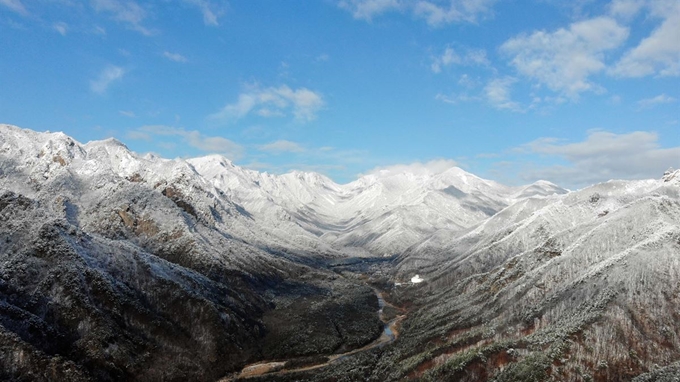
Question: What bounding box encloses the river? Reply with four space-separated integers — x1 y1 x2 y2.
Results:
223 288 405 380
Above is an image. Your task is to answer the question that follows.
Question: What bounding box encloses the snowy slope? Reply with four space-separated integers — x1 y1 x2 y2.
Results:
387 168 680 380
0 125 567 257
188 149 567 256
2 125 678 380
398 175 670 277
0 125 386 381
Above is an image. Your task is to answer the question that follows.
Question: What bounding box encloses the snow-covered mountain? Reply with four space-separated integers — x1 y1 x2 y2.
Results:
187 139 568 256
386 166 680 381
0 125 384 380
1 124 679 381
397 172 675 278
0 124 566 258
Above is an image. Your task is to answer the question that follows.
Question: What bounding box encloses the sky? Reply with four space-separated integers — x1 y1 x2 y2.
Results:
0 0 678 189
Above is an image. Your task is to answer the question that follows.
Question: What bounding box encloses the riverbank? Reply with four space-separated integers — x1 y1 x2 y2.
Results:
223 287 406 381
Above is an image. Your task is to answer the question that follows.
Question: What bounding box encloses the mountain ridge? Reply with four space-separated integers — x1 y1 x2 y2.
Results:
0 124 567 257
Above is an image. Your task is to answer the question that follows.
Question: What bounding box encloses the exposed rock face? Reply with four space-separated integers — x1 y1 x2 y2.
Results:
663 168 679 183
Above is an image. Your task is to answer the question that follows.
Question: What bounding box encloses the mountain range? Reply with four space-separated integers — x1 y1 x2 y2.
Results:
0 124 677 381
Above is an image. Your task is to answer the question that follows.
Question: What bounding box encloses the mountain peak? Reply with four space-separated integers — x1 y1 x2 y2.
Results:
85 136 128 149
188 154 235 169
663 167 679 183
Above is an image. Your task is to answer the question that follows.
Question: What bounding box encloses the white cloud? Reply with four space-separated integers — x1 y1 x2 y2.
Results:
130 125 244 159
501 17 629 98
458 74 476 88
126 130 150 140
119 110 136 117
338 0 401 21
215 93 257 120
209 85 324 123
414 0 495 26
484 77 522 111
256 108 285 118
188 134 242 154
434 92 480 104
53 21 68 36
91 0 153 35
431 46 489 73
608 0 646 18
517 130 680 188
363 159 459 177
90 65 125 94
315 54 330 62
610 2 680 77
636 93 677 110
181 0 225 26
94 25 107 35
92 0 223 32
258 140 306 154
434 77 522 111
337 0 494 25
244 145 368 179
163 51 188 63
0 0 28 15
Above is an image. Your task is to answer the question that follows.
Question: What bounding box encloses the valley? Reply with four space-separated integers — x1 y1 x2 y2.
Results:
228 284 406 380
0 125 678 381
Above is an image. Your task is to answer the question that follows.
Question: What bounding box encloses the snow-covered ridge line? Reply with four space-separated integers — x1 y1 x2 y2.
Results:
0 124 570 255
0 124 562 193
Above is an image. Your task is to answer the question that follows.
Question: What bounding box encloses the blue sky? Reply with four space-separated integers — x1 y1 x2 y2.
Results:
1 0 678 188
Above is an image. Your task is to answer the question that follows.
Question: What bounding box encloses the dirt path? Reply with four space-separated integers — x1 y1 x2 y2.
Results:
222 288 406 381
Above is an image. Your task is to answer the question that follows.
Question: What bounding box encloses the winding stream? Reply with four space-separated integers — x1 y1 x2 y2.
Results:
225 288 405 380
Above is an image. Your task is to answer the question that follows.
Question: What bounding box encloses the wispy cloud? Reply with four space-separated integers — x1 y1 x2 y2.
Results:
119 110 136 117
501 16 629 98
608 0 646 19
181 0 226 26
53 21 68 36
92 0 225 32
434 92 480 104
610 1 680 77
414 0 496 26
636 93 677 110
163 51 188 63
514 130 680 188
94 25 107 35
0 0 28 15
258 140 306 154
245 143 371 181
90 65 125 94
431 46 489 73
128 125 245 160
209 85 325 123
433 76 522 112
91 0 153 35
338 0 401 21
362 159 459 177
337 0 495 25
484 77 522 111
